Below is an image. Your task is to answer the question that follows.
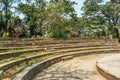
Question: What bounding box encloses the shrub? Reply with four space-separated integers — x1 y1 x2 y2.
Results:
48 31 68 39
2 32 9 38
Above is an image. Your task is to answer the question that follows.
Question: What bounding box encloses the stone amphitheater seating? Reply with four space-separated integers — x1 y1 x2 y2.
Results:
0 37 119 80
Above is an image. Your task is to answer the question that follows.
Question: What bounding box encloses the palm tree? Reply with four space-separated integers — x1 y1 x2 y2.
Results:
0 0 21 32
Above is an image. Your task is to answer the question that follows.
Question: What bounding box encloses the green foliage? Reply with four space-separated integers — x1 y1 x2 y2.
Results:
1 0 119 38
2 32 9 38
17 0 47 37
81 0 120 38
48 31 68 39
0 0 78 38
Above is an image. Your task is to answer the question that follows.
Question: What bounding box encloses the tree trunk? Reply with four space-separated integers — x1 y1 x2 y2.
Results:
5 0 8 32
114 28 119 38
118 29 120 42
30 25 34 37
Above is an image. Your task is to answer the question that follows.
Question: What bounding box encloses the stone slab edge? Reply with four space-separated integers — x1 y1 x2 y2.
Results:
96 61 120 80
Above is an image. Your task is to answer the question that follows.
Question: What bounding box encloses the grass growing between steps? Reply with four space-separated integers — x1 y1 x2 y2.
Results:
0 47 116 66
0 47 118 80
0 46 42 53
0 50 104 80
0 51 45 64
0 48 39 53
0 49 26 53
3 51 117 80
0 48 60 64
2 55 55 80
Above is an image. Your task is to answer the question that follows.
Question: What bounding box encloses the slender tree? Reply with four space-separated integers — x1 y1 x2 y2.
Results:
18 0 47 37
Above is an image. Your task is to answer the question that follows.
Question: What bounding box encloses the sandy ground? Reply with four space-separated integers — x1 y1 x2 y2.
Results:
33 54 114 80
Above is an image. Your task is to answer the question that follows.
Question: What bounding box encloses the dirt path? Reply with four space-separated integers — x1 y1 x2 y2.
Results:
33 54 113 80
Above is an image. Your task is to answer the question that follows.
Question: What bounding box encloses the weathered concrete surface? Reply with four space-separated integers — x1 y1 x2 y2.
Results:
33 54 112 80
97 54 120 80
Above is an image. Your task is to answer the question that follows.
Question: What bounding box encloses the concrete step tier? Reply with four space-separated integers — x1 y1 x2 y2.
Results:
13 50 120 80
1 48 119 79
0 37 119 80
0 45 115 60
0 37 118 47
96 54 120 80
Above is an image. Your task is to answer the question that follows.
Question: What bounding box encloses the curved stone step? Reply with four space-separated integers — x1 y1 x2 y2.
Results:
0 37 116 47
0 48 117 79
0 41 105 47
96 54 120 80
0 48 45 60
33 54 110 80
13 49 120 80
0 46 41 53
0 47 109 69
0 42 114 60
0 37 118 79
0 46 113 64
0 46 40 50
